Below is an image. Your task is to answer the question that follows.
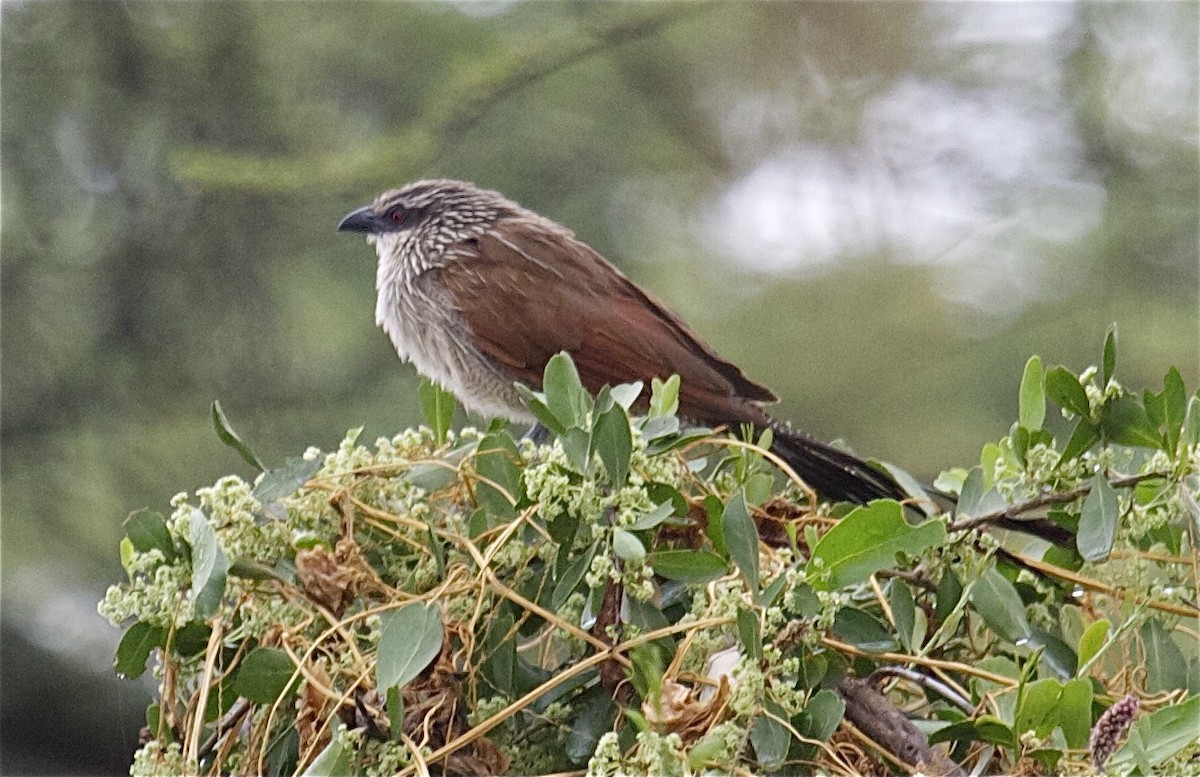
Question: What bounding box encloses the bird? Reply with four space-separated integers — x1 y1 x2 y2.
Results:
338 179 906 505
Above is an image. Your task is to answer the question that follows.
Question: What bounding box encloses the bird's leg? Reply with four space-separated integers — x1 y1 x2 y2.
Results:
523 422 552 444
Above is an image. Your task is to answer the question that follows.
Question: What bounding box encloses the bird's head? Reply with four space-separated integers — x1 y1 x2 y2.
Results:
338 180 513 266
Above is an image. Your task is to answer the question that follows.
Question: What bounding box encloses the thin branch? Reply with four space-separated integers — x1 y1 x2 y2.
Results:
869 666 974 715
947 472 1166 533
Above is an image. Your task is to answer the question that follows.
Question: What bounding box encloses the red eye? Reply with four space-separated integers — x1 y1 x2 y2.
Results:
390 208 405 224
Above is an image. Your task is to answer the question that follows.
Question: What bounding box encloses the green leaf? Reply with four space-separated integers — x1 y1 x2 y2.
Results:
1031 627 1078 680
935 569 963 624
796 649 828 690
1057 677 1093 749
609 381 643 411
211 400 265 472
1076 619 1110 670
474 430 523 518
1102 324 1117 385
1140 620 1187 694
737 608 762 661
640 414 680 442
559 427 592 473
386 686 403 743
649 374 680 417
743 472 774 507
233 647 296 704
299 723 352 777
1077 475 1119 562
1015 678 1062 737
591 404 632 486
565 689 616 765
628 644 664 701
750 713 789 769
832 608 896 652
115 622 165 679
1108 694 1200 773
801 688 845 741
807 501 946 591
419 378 456 445
171 621 212 656
1161 367 1187 454
928 717 1017 749
253 457 322 503
704 494 727 555
189 509 228 619
890 582 916 651
1019 355 1046 430
1182 394 1200 449
552 542 597 610
265 727 299 777
649 550 728 584
688 731 726 771
970 567 1031 643
756 572 789 609
1103 394 1162 448
376 602 443 692
612 527 646 561
1046 366 1091 417
405 462 456 492
120 537 136 573
484 613 515 693
543 352 591 430
124 509 177 561
513 384 565 436
228 558 286 582
627 501 675 531
1061 418 1101 460
638 482 686 525
722 491 759 591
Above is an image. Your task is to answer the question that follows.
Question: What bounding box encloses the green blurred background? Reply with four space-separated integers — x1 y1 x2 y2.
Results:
2 2 1196 773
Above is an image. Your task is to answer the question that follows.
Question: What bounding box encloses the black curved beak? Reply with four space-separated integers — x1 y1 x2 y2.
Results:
338 206 378 234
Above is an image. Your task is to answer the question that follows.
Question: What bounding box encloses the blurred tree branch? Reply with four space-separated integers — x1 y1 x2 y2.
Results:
171 6 711 195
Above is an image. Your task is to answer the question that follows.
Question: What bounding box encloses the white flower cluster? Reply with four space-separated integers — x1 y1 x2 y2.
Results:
586 730 688 777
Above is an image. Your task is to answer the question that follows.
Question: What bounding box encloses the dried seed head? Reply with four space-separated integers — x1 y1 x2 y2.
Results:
1089 693 1139 772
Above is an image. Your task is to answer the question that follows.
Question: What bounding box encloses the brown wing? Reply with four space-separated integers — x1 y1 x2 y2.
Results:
437 218 777 424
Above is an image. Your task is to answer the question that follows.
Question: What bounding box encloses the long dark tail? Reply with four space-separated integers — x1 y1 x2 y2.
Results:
767 424 1077 545
768 423 906 504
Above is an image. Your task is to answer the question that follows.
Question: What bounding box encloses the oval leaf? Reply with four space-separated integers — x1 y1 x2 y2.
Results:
722 491 759 591
592 404 632 486
377 602 443 692
1102 394 1161 448
970 567 1031 643
543 352 590 430
1102 324 1117 385
233 647 296 704
300 723 351 777
649 550 728 584
1046 366 1090 417
890 582 916 651
419 378 457 445
115 622 165 679
612 527 645 561
1019 355 1046 430
750 713 789 769
1077 475 1119 562
189 509 228 619
807 501 946 591
124 510 177 561
1076 618 1110 670
211 399 265 472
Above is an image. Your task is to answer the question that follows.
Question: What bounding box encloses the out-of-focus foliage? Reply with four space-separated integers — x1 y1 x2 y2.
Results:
1 2 1196 773
102 343 1198 775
